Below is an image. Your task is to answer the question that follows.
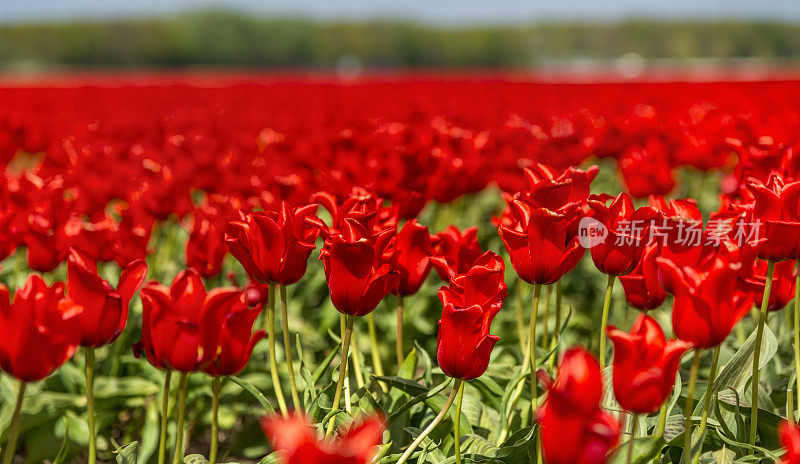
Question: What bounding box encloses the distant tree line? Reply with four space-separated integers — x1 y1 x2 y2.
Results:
0 11 799 68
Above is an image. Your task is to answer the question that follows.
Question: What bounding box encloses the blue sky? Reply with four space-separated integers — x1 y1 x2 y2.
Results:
2 0 799 24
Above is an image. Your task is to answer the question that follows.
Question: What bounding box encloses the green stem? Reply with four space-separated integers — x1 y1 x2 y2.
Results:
789 388 795 425
2 380 26 464
157 370 171 464
267 284 289 418
325 314 355 437
692 345 721 464
530 284 542 418
396 296 405 366
454 381 466 464
396 379 461 464
351 325 365 390
682 350 702 464
794 260 800 422
599 274 616 368
85 347 97 464
627 414 639 464
172 373 189 464
555 280 562 334
516 284 526 353
749 260 775 448
498 326 532 445
209 377 221 464
542 285 552 348
652 401 668 464
367 313 386 392
341 315 352 415
279 285 301 411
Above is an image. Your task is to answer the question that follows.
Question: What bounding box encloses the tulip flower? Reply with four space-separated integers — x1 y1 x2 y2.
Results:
619 243 667 310
539 347 620 464
607 315 690 413
390 219 435 364
745 259 797 312
398 252 506 464
781 420 800 464
186 203 235 278
746 173 800 262
135 269 246 464
261 413 384 464
68 247 147 464
431 225 484 281
0 275 82 464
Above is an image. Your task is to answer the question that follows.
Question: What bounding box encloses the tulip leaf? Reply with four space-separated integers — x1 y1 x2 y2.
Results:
607 435 665 464
115 442 138 464
52 418 70 464
137 398 160 464
183 455 210 464
258 452 282 464
384 377 453 424
229 375 275 413
707 325 777 399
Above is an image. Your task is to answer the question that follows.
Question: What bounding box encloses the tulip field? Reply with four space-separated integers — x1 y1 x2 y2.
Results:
4 75 800 464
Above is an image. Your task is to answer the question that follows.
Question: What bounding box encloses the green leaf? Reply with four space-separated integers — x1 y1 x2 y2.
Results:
230 375 275 413
115 442 138 464
706 325 777 399
52 419 70 464
607 435 665 464
138 398 160 464
183 455 210 464
713 446 734 464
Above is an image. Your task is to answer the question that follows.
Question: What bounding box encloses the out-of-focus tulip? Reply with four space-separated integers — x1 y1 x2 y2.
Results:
539 347 620 464
186 197 240 278
204 296 265 377
134 269 245 372
431 226 484 281
607 315 691 413
780 420 800 464
746 173 800 261
0 275 82 381
320 217 399 316
745 259 797 312
261 413 384 464
587 193 660 276
67 247 147 347
619 243 667 310
437 251 506 380
226 202 323 285
390 219 435 296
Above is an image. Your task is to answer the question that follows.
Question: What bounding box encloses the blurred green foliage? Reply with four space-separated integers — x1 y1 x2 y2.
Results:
0 12 799 69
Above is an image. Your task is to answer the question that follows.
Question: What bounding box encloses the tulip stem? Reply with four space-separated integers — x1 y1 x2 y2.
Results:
85 347 97 464
341 315 352 415
498 328 532 445
789 388 795 425
542 285 552 348
279 285 301 411
2 380 26 464
652 402 668 464
516 284 526 353
172 372 189 464
396 296 405 366
351 325 365 390
157 370 171 464
626 414 639 464
682 349 702 464
749 260 775 449
454 380 465 464
325 314 355 437
692 344 721 464
599 274 616 368
209 377 221 464
794 260 800 422
530 284 542 418
267 284 289 418
396 379 461 464
555 280 562 336
367 313 386 392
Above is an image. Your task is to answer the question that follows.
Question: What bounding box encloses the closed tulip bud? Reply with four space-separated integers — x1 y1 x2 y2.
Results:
0 275 83 381
539 347 620 464
67 247 147 347
436 251 506 380
226 202 323 285
204 295 265 377
619 243 667 310
607 315 691 414
261 413 384 464
134 269 245 372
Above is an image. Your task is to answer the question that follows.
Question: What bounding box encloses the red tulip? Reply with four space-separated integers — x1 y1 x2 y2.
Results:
390 219 435 296
746 173 800 261
780 420 800 464
134 269 245 372
657 253 755 348
539 347 620 464
67 247 147 347
0 275 82 381
745 259 797 312
430 226 484 281
586 193 661 276
226 202 323 285
186 197 241 278
261 413 384 464
619 243 667 310
319 217 399 316
437 251 506 380
204 295 265 377
245 279 270 308
607 315 691 413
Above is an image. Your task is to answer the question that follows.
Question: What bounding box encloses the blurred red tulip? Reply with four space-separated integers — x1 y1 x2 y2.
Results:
67 247 147 347
745 259 797 312
746 173 800 261
430 226 484 281
0 275 82 381
437 251 506 380
781 420 800 464
390 219 435 296
607 315 691 413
